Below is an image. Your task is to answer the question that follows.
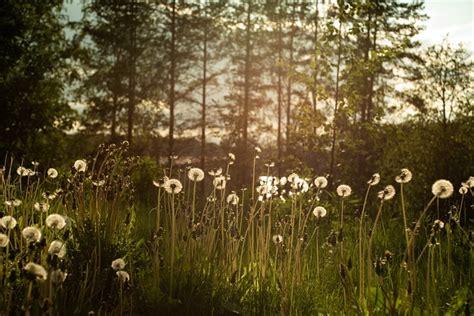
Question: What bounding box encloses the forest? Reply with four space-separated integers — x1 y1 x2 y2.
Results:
0 0 473 314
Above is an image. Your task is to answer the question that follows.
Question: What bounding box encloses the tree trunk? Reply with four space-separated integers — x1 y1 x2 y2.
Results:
168 0 176 164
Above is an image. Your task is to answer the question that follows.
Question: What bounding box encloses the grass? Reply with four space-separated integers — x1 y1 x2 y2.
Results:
0 143 473 315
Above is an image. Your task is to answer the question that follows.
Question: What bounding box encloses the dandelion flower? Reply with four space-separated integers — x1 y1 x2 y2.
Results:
228 153 235 163
432 219 445 232
213 175 226 190
73 159 87 172
459 184 468 195
395 168 412 184
34 202 50 213
280 176 287 186
48 240 66 258
111 258 126 271
11 199 22 207
465 176 474 188
0 216 17 229
22 227 42 243
163 178 183 194
255 146 262 153
296 178 309 193
431 179 454 199
226 192 239 205
314 176 328 189
188 168 205 182
92 179 105 187
377 185 396 200
46 214 67 230
288 173 299 183
24 262 47 281
313 206 327 218
152 176 169 188
336 184 352 198
368 173 380 186
0 233 9 247
50 269 67 285
208 168 222 177
272 234 283 244
47 168 58 179
116 270 130 283
16 166 29 176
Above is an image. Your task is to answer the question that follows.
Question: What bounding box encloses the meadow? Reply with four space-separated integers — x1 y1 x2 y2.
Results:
0 142 472 315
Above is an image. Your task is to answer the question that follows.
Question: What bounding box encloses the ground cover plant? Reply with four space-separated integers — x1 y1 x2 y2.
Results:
0 143 472 315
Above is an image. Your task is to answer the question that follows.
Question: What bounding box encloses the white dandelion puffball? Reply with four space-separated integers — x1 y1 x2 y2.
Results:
336 184 352 198
272 234 283 244
16 166 29 177
377 185 396 200
255 146 262 153
47 168 58 179
228 153 235 161
73 159 87 172
314 176 328 189
466 176 474 188
432 179 454 199
0 233 9 247
313 206 327 218
287 173 299 183
22 227 42 243
163 178 183 194
188 167 205 182
395 168 412 184
152 176 169 188
48 240 66 258
208 168 223 177
368 173 380 186
24 262 48 281
46 214 67 230
50 269 68 285
111 258 126 271
213 175 226 190
116 270 130 283
459 185 468 195
34 202 50 213
0 216 17 229
226 193 239 205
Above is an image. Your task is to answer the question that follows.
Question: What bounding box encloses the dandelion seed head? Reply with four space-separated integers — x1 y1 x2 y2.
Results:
314 176 328 189
377 185 396 200
116 270 130 283
213 175 226 190
432 219 445 232
24 262 47 281
226 192 239 205
47 168 58 179
288 173 299 183
153 176 169 188
336 184 352 198
0 216 17 229
228 153 235 162
459 185 468 195
163 179 183 194
73 159 87 172
296 178 309 193
272 234 283 244
50 269 67 285
255 146 261 153
16 166 31 177
368 173 380 186
0 233 9 247
208 168 223 177
280 176 287 186
431 179 454 199
46 214 67 230
111 258 126 271
48 240 66 258
92 179 106 187
313 206 327 218
22 227 42 243
34 202 50 213
465 176 474 188
31 161 39 167
188 167 205 182
395 168 412 184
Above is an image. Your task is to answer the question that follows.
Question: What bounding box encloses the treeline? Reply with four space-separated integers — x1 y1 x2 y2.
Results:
0 1 473 193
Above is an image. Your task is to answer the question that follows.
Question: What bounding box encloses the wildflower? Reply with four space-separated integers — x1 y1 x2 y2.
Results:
431 179 454 199
92 179 106 187
466 176 474 188
5 199 22 207
16 166 29 176
368 173 380 186
208 168 222 177
228 153 236 164
50 269 67 285
188 167 205 182
395 168 412 184
111 258 126 271
0 216 17 229
280 176 287 186
255 146 261 153
34 202 50 213
73 159 87 172
22 227 42 243
264 162 275 168
0 233 9 247
48 240 66 258
377 185 396 200
152 176 169 188
313 206 327 218
46 214 67 230
295 178 309 193
459 184 468 195
336 184 352 198
226 192 239 205
163 178 183 194
213 175 226 190
288 173 299 183
272 234 283 244
314 176 328 189
31 161 39 167
47 168 58 179
116 270 130 283
24 262 48 281
432 219 445 233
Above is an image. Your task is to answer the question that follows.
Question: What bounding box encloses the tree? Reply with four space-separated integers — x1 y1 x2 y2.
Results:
0 1 74 160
